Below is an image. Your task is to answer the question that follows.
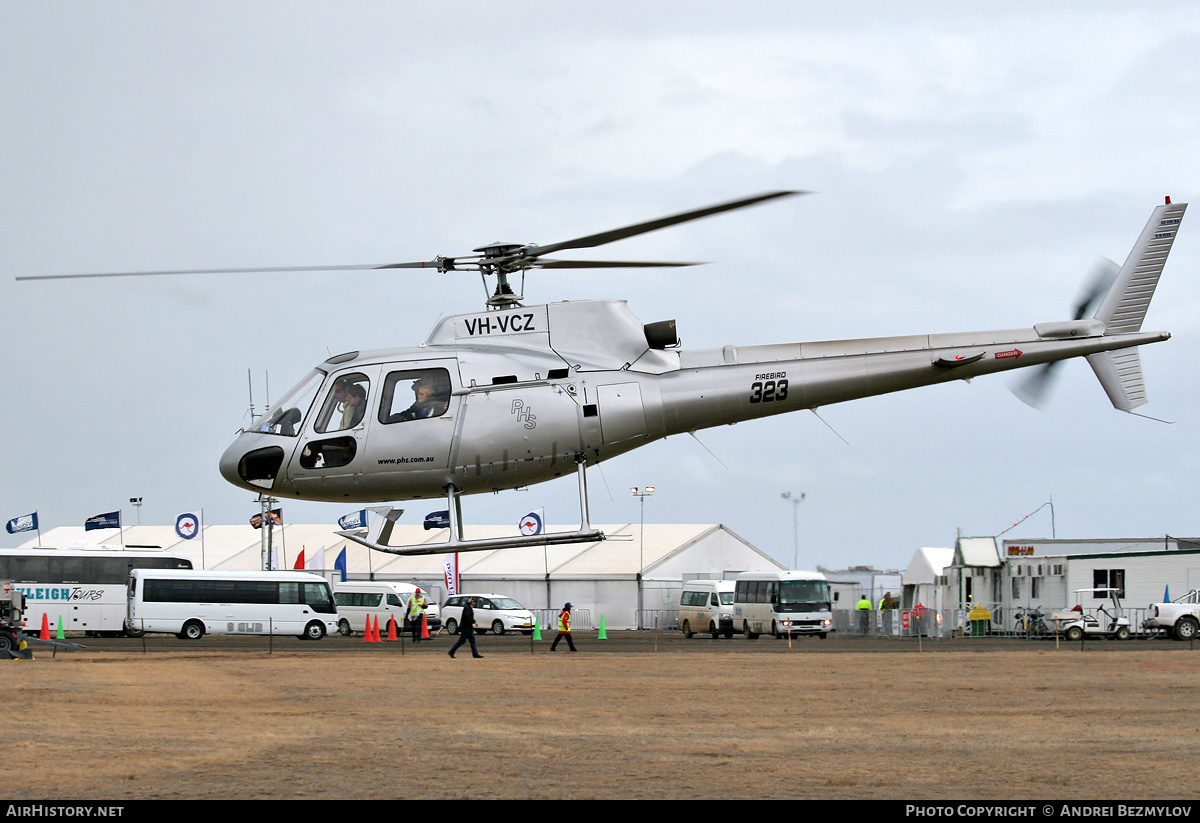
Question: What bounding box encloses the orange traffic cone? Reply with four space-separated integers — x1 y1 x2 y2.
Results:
39 613 50 641
420 613 430 640
387 616 398 641
372 615 381 642
362 617 374 643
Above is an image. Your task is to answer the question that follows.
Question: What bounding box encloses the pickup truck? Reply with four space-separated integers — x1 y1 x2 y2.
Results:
1143 590 1200 640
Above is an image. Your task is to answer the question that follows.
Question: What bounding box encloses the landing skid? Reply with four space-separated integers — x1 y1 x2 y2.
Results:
336 457 605 556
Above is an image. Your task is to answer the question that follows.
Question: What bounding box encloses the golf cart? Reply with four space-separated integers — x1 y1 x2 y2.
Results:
1052 587 1132 641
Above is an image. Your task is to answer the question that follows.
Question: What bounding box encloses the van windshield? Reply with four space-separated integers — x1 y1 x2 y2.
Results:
778 580 830 613
718 592 734 605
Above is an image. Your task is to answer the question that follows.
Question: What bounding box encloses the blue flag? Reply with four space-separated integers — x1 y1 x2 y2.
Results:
85 511 121 531
424 510 450 530
334 547 348 582
338 509 367 530
6 512 37 534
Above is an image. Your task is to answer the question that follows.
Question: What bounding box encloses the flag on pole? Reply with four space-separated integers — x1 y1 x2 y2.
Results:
293 549 306 570
518 509 545 536
6 512 38 534
338 509 367 530
334 547 348 582
85 511 121 531
250 509 283 529
309 547 326 571
175 511 202 540
424 510 450 530
444 554 459 597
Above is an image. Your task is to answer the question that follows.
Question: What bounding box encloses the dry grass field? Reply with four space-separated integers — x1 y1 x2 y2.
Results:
6 636 1200 800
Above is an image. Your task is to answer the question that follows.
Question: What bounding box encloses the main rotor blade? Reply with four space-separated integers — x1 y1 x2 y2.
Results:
17 263 428 282
535 259 701 269
532 190 805 257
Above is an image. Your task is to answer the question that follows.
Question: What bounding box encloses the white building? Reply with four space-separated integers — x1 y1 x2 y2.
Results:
943 535 1200 631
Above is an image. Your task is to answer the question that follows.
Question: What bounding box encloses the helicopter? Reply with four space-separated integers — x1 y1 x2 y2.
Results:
19 192 1186 556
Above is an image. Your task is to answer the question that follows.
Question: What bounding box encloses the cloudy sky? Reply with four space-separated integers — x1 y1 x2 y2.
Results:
2 2 1198 571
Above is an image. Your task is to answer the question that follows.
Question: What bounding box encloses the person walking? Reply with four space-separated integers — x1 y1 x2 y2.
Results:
448 597 483 658
550 602 577 652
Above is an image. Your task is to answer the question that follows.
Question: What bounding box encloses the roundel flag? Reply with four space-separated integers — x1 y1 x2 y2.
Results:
518 509 544 536
175 512 201 540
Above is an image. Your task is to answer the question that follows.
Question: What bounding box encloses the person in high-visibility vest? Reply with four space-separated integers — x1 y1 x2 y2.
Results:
407 587 429 642
855 595 872 635
550 602 577 652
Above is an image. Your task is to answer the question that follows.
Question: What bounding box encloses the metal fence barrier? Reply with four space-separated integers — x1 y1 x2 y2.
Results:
531 608 594 632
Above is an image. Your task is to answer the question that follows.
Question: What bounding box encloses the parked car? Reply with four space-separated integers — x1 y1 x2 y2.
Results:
442 594 535 635
1143 589 1200 640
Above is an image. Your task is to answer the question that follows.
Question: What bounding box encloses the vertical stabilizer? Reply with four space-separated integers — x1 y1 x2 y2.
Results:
1093 200 1187 333
1087 198 1186 410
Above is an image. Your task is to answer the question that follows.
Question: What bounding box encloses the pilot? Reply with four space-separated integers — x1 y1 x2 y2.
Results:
393 375 449 422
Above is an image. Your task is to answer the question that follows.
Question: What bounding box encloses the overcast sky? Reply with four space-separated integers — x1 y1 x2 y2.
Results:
2 2 1198 571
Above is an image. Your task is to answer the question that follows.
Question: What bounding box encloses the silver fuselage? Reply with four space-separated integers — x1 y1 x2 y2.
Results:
219 298 1167 503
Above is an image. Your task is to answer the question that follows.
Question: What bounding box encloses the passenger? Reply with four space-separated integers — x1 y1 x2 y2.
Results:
341 384 367 429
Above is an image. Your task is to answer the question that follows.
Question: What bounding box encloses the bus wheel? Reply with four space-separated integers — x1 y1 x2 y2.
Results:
123 626 144 638
337 619 353 637
709 622 719 639
724 629 734 639
744 621 759 640
181 620 204 641
682 620 693 638
302 621 326 641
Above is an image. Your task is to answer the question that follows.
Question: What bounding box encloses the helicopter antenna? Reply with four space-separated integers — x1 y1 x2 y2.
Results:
247 369 256 422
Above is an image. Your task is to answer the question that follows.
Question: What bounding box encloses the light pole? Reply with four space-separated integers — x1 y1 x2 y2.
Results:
781 492 804 568
129 497 143 527
631 486 655 629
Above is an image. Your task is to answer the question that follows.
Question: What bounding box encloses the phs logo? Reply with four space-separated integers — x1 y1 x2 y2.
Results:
511 399 537 429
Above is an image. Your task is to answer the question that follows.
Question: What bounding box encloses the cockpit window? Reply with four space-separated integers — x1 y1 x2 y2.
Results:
314 372 371 434
379 368 452 424
255 369 325 437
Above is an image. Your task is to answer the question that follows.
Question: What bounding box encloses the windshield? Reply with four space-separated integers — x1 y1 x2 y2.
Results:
778 580 831 613
718 592 734 605
254 369 325 436
491 597 524 610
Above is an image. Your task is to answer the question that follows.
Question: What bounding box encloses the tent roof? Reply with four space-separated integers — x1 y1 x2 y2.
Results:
18 522 759 577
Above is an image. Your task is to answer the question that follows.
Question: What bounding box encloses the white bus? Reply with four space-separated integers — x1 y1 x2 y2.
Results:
733 570 833 639
126 569 339 640
0 547 192 636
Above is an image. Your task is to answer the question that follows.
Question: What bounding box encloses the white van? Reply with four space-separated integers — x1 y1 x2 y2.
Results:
679 580 737 639
332 581 441 636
